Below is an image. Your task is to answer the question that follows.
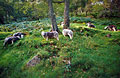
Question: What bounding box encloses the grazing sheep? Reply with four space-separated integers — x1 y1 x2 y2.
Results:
62 29 73 39
3 36 20 46
87 22 96 28
104 25 117 31
13 32 26 38
41 31 59 41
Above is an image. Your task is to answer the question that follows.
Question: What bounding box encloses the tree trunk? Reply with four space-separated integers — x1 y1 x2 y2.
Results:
63 0 70 29
0 16 4 24
85 10 88 16
48 0 58 32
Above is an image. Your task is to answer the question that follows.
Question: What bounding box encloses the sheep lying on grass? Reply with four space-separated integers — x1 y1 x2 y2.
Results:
62 29 73 39
104 25 117 31
3 36 20 46
41 31 59 41
87 22 96 28
13 32 26 38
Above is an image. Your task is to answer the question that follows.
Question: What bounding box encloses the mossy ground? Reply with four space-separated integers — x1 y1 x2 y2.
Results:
0 18 120 78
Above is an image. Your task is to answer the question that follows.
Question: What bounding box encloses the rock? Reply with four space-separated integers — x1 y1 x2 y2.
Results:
26 55 41 67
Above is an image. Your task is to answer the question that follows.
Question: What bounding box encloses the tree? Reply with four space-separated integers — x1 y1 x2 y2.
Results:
63 0 70 29
51 0 70 29
47 0 59 32
0 1 15 24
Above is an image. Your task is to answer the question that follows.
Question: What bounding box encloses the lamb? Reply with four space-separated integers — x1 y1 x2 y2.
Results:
104 25 117 31
87 22 96 28
13 32 26 38
41 31 59 41
3 36 20 46
62 29 73 39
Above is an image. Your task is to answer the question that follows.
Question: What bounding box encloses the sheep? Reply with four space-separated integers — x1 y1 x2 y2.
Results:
13 32 26 38
87 22 96 28
104 25 117 31
3 36 20 46
62 29 73 39
41 31 59 41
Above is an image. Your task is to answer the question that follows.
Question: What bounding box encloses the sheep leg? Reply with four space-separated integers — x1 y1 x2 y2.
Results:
68 33 72 39
62 32 65 37
113 27 117 31
3 41 6 46
46 37 48 41
56 37 59 41
12 40 14 44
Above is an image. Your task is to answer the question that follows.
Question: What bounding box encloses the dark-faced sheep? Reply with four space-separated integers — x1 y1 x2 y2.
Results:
41 31 59 41
13 32 26 38
104 25 117 31
87 22 96 28
62 29 73 39
3 36 20 46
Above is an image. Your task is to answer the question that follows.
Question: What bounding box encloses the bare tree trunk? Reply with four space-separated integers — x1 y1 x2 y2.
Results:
0 16 4 24
48 0 58 32
63 0 70 29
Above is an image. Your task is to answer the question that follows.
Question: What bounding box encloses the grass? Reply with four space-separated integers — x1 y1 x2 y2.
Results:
0 17 120 78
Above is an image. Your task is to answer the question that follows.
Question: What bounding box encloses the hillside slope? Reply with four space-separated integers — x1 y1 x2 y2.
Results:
0 19 120 78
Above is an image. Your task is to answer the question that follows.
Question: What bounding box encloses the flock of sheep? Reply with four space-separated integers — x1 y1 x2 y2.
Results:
3 29 73 46
3 22 119 46
86 22 120 31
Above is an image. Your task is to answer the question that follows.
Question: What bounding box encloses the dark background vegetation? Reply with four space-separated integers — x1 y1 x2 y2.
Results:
0 0 120 24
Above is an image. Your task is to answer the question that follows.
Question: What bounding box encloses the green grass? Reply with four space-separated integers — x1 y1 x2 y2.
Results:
0 18 120 78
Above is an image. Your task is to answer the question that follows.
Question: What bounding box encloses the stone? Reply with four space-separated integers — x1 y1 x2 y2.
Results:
26 55 41 67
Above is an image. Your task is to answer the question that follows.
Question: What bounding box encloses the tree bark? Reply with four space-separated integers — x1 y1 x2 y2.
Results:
63 0 70 29
48 0 59 32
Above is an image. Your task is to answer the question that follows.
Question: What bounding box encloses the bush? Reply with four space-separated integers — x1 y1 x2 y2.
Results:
70 17 92 23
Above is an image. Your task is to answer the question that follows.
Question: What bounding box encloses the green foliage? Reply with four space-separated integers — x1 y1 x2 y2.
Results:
70 17 92 23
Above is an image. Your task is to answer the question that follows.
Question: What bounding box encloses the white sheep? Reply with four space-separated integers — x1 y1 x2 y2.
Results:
62 29 73 39
41 31 59 41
